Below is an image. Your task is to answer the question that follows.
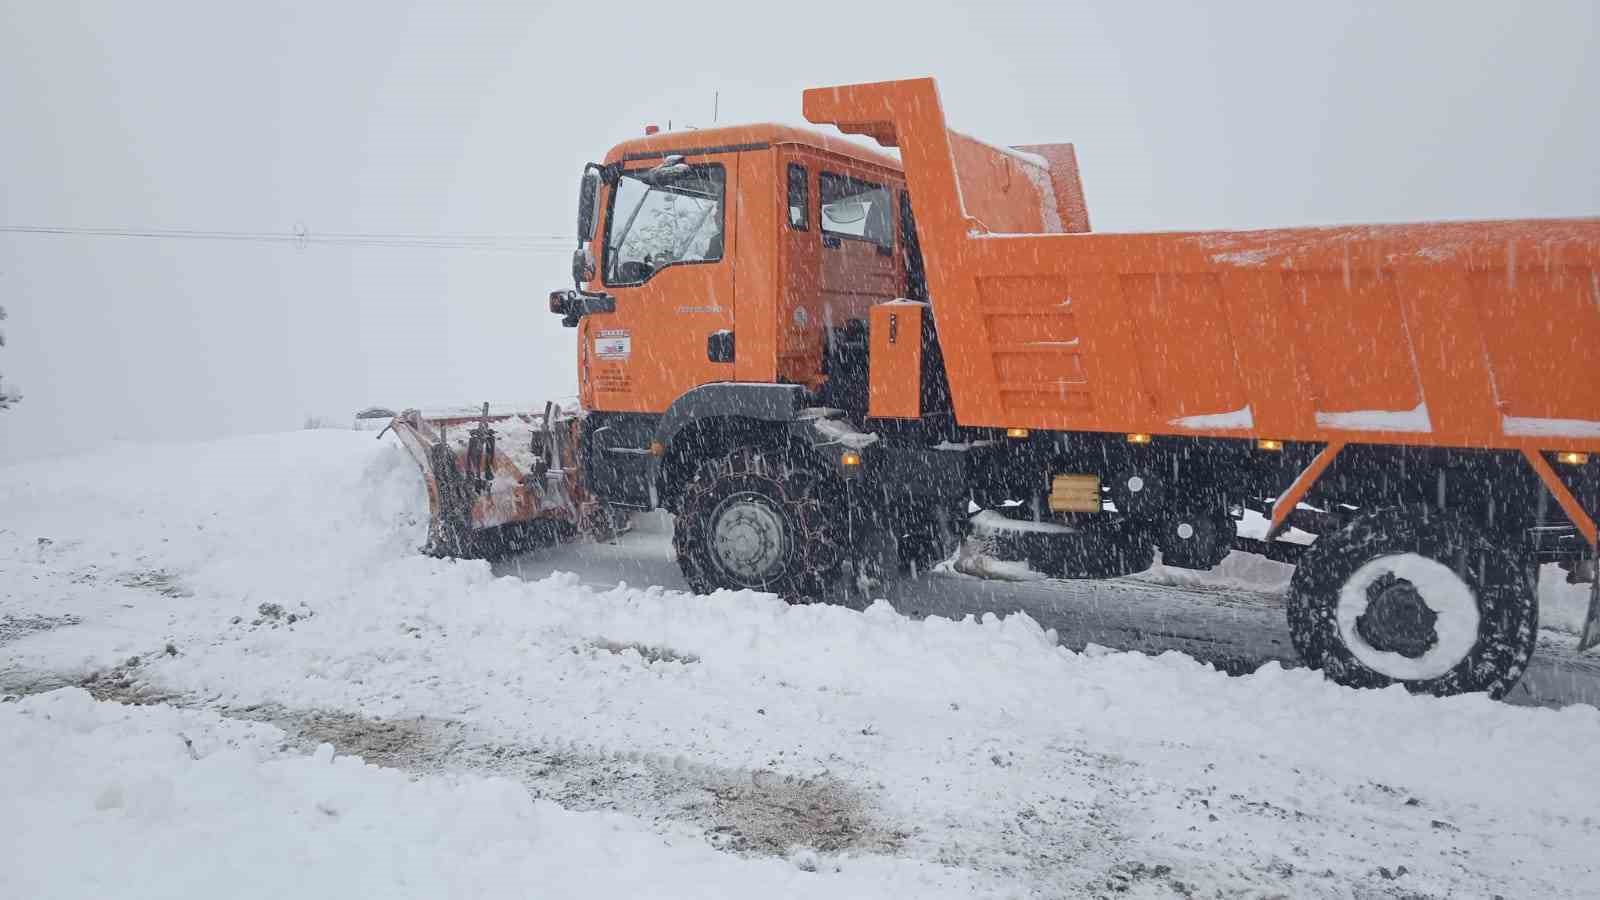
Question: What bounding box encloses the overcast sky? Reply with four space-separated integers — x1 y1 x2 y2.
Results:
2 1 1596 464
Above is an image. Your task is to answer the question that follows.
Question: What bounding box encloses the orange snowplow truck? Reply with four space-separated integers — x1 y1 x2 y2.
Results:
400 77 1600 699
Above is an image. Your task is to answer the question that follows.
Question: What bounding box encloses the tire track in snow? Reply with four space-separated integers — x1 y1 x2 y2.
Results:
0 663 909 862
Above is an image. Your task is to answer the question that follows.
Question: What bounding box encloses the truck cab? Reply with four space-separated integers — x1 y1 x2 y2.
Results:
558 125 920 506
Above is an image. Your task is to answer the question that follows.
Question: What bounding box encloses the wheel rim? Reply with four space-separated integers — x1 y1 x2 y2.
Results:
709 491 788 587
1335 553 1481 680
1355 573 1439 658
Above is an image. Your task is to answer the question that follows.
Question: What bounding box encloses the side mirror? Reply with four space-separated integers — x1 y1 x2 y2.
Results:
576 171 601 243
549 288 615 328
571 244 595 284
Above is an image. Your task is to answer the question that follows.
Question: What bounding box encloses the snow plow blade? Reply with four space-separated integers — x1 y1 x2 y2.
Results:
382 402 612 559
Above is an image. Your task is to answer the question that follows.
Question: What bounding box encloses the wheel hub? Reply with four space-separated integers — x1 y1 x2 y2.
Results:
710 493 786 585
1356 573 1439 658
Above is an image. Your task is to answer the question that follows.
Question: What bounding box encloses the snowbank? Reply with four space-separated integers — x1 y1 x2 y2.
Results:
0 430 427 593
1541 573 1596 636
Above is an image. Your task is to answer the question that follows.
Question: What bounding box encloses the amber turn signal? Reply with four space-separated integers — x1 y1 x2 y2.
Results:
1005 427 1030 439
841 451 862 467
1556 451 1590 466
1257 439 1284 452
1125 433 1152 445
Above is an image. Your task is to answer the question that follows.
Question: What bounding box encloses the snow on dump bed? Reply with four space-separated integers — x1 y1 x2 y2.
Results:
3 432 1600 896
1170 404 1255 431
1315 402 1434 433
1503 415 1600 438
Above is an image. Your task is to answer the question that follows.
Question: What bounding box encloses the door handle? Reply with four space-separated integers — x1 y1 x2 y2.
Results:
707 330 735 363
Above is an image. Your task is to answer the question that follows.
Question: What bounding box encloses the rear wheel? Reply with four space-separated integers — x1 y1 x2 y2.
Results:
1154 506 1236 570
673 446 845 599
1287 506 1537 698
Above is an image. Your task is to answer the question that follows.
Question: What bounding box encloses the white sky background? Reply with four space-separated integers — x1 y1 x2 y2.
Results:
1 1 1596 464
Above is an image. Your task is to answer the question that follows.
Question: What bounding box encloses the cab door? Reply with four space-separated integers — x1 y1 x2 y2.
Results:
581 152 739 415
817 169 900 322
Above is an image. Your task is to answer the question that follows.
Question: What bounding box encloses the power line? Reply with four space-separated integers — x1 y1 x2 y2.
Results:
0 224 576 253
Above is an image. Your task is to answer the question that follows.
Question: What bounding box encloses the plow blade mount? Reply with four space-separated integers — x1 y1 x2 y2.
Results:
384 402 614 559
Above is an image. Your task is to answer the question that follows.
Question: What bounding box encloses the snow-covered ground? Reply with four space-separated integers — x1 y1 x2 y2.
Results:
4 688 976 900
3 430 1599 897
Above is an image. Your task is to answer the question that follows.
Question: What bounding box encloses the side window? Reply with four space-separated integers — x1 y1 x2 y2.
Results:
786 163 809 230
603 163 725 286
820 171 893 251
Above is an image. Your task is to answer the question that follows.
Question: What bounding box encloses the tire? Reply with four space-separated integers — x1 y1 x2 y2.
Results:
1035 519 1154 578
1286 506 1538 698
1109 469 1166 519
893 502 965 571
672 446 845 599
1154 507 1236 571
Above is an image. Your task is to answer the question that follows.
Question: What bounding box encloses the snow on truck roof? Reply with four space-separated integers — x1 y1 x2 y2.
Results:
604 122 903 172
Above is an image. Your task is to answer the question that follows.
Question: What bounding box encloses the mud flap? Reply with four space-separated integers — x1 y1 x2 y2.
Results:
1581 576 1600 653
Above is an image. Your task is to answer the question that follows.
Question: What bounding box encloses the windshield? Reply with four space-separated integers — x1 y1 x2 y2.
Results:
604 164 725 285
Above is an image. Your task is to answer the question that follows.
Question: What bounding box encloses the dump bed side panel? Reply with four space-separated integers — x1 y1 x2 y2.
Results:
945 131 1062 235
804 78 1600 452
1012 143 1089 233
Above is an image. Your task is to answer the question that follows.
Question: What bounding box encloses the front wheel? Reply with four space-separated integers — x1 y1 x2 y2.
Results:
672 446 845 599
1286 507 1538 698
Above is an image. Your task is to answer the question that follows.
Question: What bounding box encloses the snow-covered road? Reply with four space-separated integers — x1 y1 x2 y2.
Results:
3 430 1599 898
499 512 1600 711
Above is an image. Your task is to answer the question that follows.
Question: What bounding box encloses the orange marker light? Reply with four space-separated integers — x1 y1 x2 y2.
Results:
1005 427 1030 439
1556 451 1590 466
1257 439 1284 452
841 451 862 467
1126 433 1152 445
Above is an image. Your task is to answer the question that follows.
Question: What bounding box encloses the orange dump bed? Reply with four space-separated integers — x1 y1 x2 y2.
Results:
804 78 1600 455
